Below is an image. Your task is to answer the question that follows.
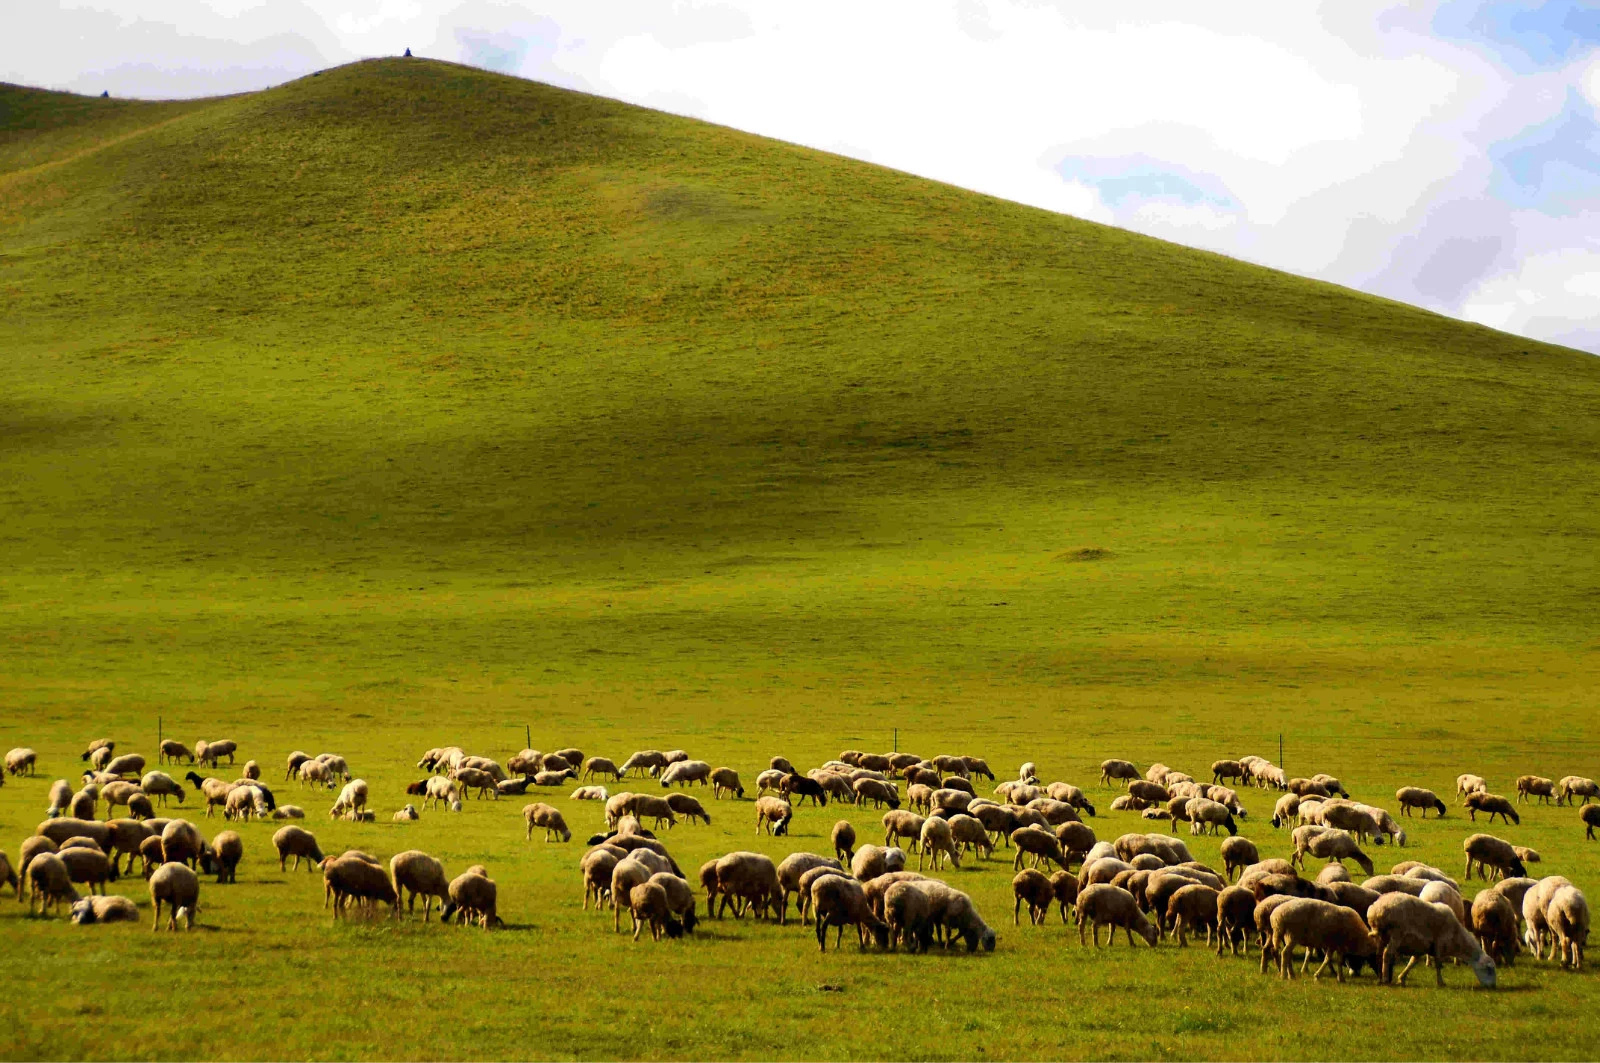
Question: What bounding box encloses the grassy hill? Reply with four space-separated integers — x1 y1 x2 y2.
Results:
3 59 1599 1060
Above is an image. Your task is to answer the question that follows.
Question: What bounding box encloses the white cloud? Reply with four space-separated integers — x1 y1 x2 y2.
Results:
1462 248 1600 341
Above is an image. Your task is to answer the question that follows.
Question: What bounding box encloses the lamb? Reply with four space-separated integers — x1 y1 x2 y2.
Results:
1268 897 1378 980
1463 834 1526 882
714 851 781 920
523 803 572 842
1547 886 1589 969
1471 889 1521 965
6 748 39 776
811 874 889 951
272 826 324 871
1465 792 1520 825
1100 760 1140 788
882 810 926 853
777 853 843 924
1515 775 1555 804
1396 787 1447 818
393 805 420 822
1584 804 1600 840
918 816 961 871
832 820 857 863
754 796 792 836
148 862 200 930
1369 892 1496 987
443 867 500 928
1557 776 1600 806
1075 883 1158 946
850 845 908 882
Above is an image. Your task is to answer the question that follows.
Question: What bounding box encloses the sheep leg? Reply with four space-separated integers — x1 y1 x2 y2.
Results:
1396 955 1418 985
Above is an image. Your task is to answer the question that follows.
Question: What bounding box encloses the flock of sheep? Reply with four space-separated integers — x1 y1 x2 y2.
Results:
2 738 1593 987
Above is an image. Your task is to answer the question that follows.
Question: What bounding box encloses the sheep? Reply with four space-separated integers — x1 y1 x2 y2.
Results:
625 882 681 941
1127 781 1171 806
928 882 997 951
583 757 624 782
26 852 80 915
6 748 39 776
1299 828 1375 877
1463 834 1526 882
962 757 995 781
1557 776 1600 806
1267 897 1378 981
581 848 623 912
137 772 187 809
832 820 857 863
449 768 498 801
619 751 669 778
883 810 926 853
57 846 118 896
272 826 324 871
196 740 237 767
443 867 500 928
68 894 139 924
552 748 584 771
1465 792 1520 825
812 874 889 951
1100 760 1140 788
1317 863 1351 884
1486 876 1538 927
1369 892 1496 987
1548 886 1589 969
1511 775 1554 805
206 830 243 884
1012 869 1056 926
1055 822 1096 865
648 872 698 934
383 850 448 921
1522 876 1573 958
850 845 908 883
102 753 145 779
659 760 711 789
1186 797 1238 837
1011 826 1067 871
37 817 113 849
1075 883 1158 946
1362 875 1428 897
523 802 571 842
421 776 458 811
159 821 203 868
313 753 352 781
918 817 962 871
715 851 781 920
388 804 419 823
852 778 900 810
1472 889 1521 965
1584 804 1600 840
1167 883 1222 947
1391 786 1445 818
884 880 935 952
1457 774 1489 798
298 760 333 789
1269 793 1300 828
948 814 994 861
80 739 115 763
777 853 843 924
320 855 397 920
1219 837 1259 882
533 769 576 788
149 862 200 930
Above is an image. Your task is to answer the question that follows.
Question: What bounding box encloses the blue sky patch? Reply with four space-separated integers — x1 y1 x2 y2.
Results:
1490 90 1600 213
1434 0 1600 71
1057 155 1240 210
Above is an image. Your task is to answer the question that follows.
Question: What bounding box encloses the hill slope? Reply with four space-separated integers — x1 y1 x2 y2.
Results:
5 58 1600 1061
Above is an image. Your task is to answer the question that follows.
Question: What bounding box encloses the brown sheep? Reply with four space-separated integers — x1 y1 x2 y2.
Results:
583 757 624 782
776 853 842 925
1515 775 1555 805
1270 898 1379 981
1220 837 1259 882
1013 868 1055 925
665 793 711 825
1167 883 1221 947
1463 834 1526 881
27 852 80 915
715 851 781 920
1075 883 1157 946
523 803 572 842
1465 792 1521 825
1011 826 1067 871
581 849 620 911
272 826 324 871
390 851 450 920
208 830 243 884
849 845 907 883
444 867 501 928
812 875 888 951
832 820 856 863
884 880 934 952
1583 804 1600 840
628 881 683 941
1216 885 1256 956
1396 787 1448 818
1472 888 1520 965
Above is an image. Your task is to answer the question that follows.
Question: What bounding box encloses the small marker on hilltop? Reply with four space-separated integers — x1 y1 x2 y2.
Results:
404 47 412 57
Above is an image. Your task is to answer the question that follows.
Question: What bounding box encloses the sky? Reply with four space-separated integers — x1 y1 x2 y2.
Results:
6 1 1599 353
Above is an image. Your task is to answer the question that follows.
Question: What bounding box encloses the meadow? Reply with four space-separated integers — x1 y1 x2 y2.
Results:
2 58 1599 1060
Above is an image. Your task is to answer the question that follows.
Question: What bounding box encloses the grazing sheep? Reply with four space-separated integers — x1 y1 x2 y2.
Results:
1419 881 1467 927
1012 869 1056 925
662 793 710 825
148 862 200 930
388 851 450 920
812 875 889 952
1362 875 1428 897
649 872 698 934
1011 826 1067 871
1165 883 1221 947
1076 883 1158 946
1583 804 1600 840
1128 781 1171 806
1464 834 1526 882
918 817 961 871
777 853 843 924
715 851 781 920
27 852 80 914
582 757 623 782
1055 822 1097 866
443 867 500 928
850 845 908 883
1457 774 1489 798
1465 792 1521 825
80 739 115 763
450 768 498 801
1486 876 1538 927
832 820 857 863
196 740 237 767
57 847 117 895
272 826 324 871
883 810 926 853
660 760 712 789
1270 793 1301 828
523 803 572 842
1557 776 1600 806
779 773 829 808
1110 794 1149 812
884 880 935 952
1472 889 1521 965
1396 787 1447 818
1269 898 1378 981
1515 775 1555 805
581 848 621 911
1298 828 1375 877
707 767 744 800
1100 760 1140 788
852 778 900 810
158 821 203 868
619 751 669 778
1369 892 1496 987
1522 876 1573 958
203 830 243 884
322 856 398 920
138 772 186 808
1215 885 1258 957
1187 798 1238 837
6 748 39 776
753 796 792 836
1547 886 1589 969
298 760 334 789
948 814 994 861
1317 863 1351 885
1220 837 1259 882
627 882 682 941
421 776 458 811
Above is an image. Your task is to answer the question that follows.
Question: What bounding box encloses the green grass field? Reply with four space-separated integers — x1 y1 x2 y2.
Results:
2 58 1599 1060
